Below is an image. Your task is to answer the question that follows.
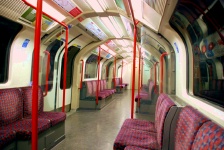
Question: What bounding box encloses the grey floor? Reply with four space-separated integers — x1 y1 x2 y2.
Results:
52 90 155 150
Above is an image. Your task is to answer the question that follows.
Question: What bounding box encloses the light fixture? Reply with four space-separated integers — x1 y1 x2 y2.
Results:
100 17 121 38
109 16 124 37
108 49 116 56
85 0 104 12
98 0 108 10
100 44 109 50
27 0 66 22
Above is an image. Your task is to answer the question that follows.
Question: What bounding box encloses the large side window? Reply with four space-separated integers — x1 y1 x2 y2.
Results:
0 16 22 83
170 0 224 107
42 39 63 91
60 46 80 89
85 54 99 79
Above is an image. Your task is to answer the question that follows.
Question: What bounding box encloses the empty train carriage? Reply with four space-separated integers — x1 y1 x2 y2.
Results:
0 0 224 149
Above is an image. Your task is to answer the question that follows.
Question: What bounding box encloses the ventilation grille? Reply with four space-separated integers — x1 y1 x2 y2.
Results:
0 0 28 21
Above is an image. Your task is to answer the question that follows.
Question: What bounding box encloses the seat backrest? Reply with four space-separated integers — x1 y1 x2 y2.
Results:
174 106 210 150
100 80 104 91
148 81 155 100
103 80 107 90
92 80 97 94
86 81 93 97
154 93 170 126
154 94 176 148
20 86 44 117
0 88 23 126
192 121 224 149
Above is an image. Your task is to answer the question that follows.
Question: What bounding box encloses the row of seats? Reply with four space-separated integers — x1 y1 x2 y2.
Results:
112 78 128 92
79 80 116 109
85 80 115 100
114 93 224 150
0 86 66 150
135 80 157 103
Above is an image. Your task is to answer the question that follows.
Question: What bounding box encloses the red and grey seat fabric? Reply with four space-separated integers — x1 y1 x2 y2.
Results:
122 94 172 132
191 121 224 149
114 94 176 150
135 81 155 102
0 130 16 149
91 80 108 99
1 119 50 140
20 86 66 126
0 88 51 141
100 80 115 94
86 81 106 100
174 106 210 150
124 146 149 150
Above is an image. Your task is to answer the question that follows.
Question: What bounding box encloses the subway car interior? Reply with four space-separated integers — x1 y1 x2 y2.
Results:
0 0 224 149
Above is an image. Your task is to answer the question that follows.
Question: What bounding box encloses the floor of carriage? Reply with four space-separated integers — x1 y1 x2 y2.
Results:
52 90 155 150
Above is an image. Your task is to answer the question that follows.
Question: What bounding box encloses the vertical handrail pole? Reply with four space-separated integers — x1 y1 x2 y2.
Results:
96 47 101 105
141 58 143 88
31 0 42 149
79 60 84 89
128 0 138 119
154 62 159 94
43 51 50 97
62 24 68 112
137 48 141 107
159 53 168 94
121 60 123 85
22 0 69 112
114 57 116 88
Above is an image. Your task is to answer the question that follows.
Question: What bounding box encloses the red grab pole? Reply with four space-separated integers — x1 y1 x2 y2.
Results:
79 60 84 89
62 23 68 112
121 60 123 85
141 58 143 88
137 48 141 107
154 62 159 94
159 53 168 94
96 47 101 105
128 0 138 119
31 0 42 149
43 51 50 97
114 57 116 88
22 0 69 112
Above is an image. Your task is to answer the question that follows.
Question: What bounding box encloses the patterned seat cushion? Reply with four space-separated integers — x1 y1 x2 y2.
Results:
124 146 150 150
25 112 66 126
122 119 156 132
192 121 224 150
0 119 50 140
0 88 23 126
20 86 44 117
135 93 149 102
0 130 16 149
174 106 210 150
155 96 175 148
113 128 159 150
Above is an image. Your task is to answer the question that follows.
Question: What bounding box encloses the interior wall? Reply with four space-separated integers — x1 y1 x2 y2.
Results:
0 28 34 89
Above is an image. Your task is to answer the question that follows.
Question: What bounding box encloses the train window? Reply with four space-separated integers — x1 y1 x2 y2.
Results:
41 39 63 91
85 54 99 79
60 46 80 89
170 0 224 107
0 16 22 83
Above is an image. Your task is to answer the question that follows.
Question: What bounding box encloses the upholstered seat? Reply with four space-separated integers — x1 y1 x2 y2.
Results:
114 93 176 150
114 128 159 150
20 86 66 126
0 130 16 149
0 119 50 140
174 106 210 150
192 121 224 150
